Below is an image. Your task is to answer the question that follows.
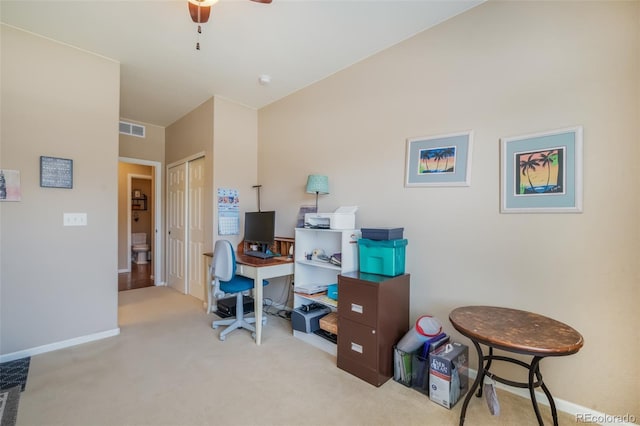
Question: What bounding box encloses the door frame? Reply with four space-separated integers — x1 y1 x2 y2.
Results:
119 157 163 286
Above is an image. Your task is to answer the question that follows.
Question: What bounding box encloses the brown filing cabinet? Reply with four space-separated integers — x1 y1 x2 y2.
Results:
337 271 410 386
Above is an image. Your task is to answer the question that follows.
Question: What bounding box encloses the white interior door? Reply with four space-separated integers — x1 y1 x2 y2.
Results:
168 163 186 293
188 157 205 301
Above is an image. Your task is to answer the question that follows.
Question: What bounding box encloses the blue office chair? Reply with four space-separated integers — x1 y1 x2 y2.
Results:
210 239 269 341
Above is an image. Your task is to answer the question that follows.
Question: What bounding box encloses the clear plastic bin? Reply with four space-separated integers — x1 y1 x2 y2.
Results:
411 352 430 395
394 346 430 395
393 346 412 387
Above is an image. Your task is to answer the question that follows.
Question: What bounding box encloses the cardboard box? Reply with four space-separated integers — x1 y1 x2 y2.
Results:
429 342 469 409
319 311 338 335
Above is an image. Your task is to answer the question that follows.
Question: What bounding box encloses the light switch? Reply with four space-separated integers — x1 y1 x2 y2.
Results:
63 213 87 226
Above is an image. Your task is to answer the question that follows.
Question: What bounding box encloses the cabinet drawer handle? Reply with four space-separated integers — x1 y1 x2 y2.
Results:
350 342 363 354
351 303 363 314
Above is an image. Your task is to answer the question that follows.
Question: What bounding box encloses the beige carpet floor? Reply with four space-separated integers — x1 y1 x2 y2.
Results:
17 286 577 425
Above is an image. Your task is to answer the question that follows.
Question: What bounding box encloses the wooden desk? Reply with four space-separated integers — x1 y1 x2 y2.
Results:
449 306 583 426
203 251 294 345
235 253 294 345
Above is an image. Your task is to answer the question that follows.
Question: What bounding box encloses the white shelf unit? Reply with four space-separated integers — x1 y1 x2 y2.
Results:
293 227 361 355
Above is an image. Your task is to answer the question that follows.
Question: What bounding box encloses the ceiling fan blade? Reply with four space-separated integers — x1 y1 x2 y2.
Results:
188 3 211 23
250 0 273 3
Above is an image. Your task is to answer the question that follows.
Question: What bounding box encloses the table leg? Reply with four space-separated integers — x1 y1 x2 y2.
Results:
254 269 263 345
459 339 484 426
528 356 558 426
207 283 213 314
476 346 494 398
205 256 213 313
540 379 559 425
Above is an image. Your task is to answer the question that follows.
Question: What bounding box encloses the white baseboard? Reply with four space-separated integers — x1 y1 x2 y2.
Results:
293 329 336 356
467 368 638 425
0 328 120 363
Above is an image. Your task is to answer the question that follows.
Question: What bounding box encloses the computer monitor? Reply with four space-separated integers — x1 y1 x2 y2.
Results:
244 211 275 252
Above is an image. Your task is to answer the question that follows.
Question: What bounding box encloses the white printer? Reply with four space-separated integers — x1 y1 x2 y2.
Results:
304 206 358 230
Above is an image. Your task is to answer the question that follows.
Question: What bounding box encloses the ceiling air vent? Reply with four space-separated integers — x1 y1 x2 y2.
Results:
119 121 146 138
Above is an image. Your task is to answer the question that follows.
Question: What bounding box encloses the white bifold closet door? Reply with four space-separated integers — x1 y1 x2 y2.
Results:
167 157 206 299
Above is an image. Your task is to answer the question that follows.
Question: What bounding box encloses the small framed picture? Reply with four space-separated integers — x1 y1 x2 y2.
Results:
0 169 22 201
500 126 583 213
40 156 73 189
133 190 141 198
405 131 473 187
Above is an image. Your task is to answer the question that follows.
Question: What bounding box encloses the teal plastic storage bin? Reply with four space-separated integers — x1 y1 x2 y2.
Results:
358 238 407 276
327 283 338 300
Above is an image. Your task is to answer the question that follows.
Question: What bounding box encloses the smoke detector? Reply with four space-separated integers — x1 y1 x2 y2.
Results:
258 74 271 85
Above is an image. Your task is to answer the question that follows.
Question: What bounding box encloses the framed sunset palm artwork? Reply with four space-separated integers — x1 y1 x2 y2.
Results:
405 131 473 187
501 126 583 213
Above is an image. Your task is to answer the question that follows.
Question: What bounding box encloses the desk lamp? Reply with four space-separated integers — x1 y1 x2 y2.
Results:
306 174 329 213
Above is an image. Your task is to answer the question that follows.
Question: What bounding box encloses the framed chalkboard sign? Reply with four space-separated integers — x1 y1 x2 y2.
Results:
40 156 73 189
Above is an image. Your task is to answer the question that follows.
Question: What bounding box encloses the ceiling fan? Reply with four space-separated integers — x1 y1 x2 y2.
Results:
188 0 272 25
188 0 272 50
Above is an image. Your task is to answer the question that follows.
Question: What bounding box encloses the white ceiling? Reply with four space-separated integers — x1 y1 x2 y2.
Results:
1 0 483 127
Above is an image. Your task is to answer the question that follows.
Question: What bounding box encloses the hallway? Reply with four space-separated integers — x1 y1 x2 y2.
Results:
118 262 154 291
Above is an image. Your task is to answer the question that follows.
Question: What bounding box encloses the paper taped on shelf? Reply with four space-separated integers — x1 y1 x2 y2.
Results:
305 206 358 230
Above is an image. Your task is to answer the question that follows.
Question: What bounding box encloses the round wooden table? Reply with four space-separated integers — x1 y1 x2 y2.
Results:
449 306 583 426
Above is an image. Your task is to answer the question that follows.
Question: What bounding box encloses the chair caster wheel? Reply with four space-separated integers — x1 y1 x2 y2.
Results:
212 323 219 329
251 332 256 339
219 335 226 341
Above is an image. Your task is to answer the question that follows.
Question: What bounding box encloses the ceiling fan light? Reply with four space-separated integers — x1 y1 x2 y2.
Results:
188 0 215 23
188 0 219 6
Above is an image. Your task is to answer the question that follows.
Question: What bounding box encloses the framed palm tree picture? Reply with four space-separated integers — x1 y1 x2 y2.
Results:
405 131 473 187
501 126 583 213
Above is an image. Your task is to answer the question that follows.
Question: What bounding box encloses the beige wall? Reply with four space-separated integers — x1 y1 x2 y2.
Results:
211 97 289 303
166 96 260 253
166 98 214 166
119 121 165 164
0 25 120 354
212 97 259 250
258 1 639 417
209 97 287 304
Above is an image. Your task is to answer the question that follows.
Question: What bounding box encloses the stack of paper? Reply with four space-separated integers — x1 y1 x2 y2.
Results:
293 284 328 295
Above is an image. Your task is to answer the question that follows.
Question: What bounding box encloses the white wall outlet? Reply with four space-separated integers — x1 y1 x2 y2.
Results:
63 213 87 226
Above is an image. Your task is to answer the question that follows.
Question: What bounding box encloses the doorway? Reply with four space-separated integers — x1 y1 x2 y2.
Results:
118 262 154 291
118 157 163 286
